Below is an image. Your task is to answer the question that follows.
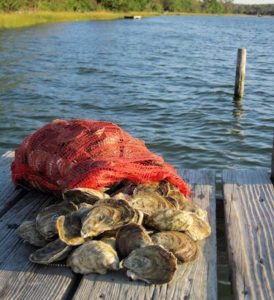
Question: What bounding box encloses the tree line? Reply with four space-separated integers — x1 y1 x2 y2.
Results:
1 0 274 16
233 4 274 16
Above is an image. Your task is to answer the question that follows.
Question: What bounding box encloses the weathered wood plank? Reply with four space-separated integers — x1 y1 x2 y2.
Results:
0 160 78 300
0 191 52 262
0 151 14 164
271 135 274 182
73 169 217 300
0 151 26 216
223 169 274 300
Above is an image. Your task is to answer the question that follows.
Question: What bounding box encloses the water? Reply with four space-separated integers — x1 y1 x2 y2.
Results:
0 16 273 174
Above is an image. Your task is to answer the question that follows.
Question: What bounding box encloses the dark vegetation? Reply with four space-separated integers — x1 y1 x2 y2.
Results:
1 0 274 16
233 4 274 16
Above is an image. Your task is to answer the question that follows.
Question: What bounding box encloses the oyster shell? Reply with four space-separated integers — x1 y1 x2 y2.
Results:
121 245 177 284
56 205 92 246
36 201 78 239
147 209 193 232
67 240 119 274
147 209 211 241
81 199 143 239
159 180 207 221
78 202 94 210
128 184 179 217
180 201 208 222
151 231 198 262
116 224 153 259
131 208 144 225
29 239 73 264
63 188 109 205
101 237 116 250
112 192 130 201
18 220 49 247
97 229 118 239
158 180 190 209
185 214 211 241
106 180 136 197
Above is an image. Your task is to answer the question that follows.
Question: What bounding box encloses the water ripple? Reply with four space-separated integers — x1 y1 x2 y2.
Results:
0 16 273 173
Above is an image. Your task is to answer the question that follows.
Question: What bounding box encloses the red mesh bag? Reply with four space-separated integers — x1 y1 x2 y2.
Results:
11 119 190 196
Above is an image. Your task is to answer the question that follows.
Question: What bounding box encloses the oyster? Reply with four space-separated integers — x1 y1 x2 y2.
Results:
116 224 153 259
56 205 92 246
147 209 211 241
147 209 193 232
131 208 144 225
106 180 136 197
78 202 93 210
36 201 78 239
151 231 198 262
81 199 143 239
18 220 48 247
63 188 109 205
97 229 118 239
101 237 116 250
158 180 190 209
121 245 177 284
29 239 73 264
179 201 208 222
160 182 209 223
67 240 119 274
112 192 130 201
128 184 179 217
185 214 211 241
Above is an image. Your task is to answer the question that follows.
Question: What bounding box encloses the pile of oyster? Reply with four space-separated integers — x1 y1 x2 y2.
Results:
18 181 211 284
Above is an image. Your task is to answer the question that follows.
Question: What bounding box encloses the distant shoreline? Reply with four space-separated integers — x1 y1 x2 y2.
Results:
0 10 271 29
0 11 164 29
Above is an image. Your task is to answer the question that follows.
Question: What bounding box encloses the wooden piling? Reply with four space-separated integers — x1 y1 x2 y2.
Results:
234 48 246 99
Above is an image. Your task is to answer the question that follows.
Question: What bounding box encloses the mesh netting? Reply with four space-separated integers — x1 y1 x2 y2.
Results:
11 119 190 196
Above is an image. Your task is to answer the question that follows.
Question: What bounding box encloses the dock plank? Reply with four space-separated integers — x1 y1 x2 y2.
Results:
223 169 274 300
0 151 26 216
0 153 78 300
0 195 78 300
73 169 217 300
0 194 78 300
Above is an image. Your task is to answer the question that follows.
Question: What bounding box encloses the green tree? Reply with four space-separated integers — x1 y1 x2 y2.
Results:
161 0 202 12
222 0 233 13
0 0 21 11
146 0 163 11
65 0 94 11
202 0 224 13
189 0 201 12
162 0 183 12
101 0 148 11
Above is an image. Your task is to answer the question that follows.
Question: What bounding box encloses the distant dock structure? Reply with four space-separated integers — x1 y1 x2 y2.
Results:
124 15 142 20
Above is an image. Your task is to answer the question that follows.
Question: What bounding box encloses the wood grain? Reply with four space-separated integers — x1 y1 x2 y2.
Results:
0 151 26 216
223 169 274 300
271 136 274 182
73 170 217 300
0 153 78 300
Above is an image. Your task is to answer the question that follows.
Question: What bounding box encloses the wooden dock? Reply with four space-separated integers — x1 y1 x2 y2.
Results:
223 169 274 299
0 151 273 299
124 16 142 20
